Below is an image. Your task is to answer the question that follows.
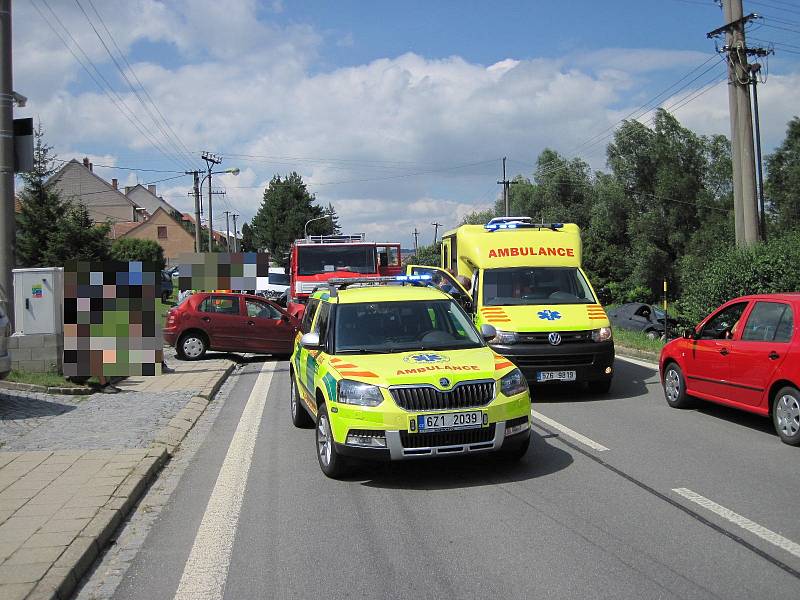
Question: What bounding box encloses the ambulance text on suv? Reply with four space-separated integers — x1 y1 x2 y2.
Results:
406 217 614 393
289 277 533 478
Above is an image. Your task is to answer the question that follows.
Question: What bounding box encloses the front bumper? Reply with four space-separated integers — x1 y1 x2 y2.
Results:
490 340 614 383
335 420 531 461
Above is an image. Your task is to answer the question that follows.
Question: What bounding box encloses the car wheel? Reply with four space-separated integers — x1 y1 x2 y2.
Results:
500 432 530 461
588 379 612 394
316 403 349 479
161 291 171 303
773 386 800 446
645 329 659 340
290 373 314 429
177 332 207 361
663 362 692 408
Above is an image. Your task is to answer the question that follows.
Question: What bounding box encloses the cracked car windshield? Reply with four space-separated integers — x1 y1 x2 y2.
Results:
334 299 482 353
297 245 376 275
483 267 596 306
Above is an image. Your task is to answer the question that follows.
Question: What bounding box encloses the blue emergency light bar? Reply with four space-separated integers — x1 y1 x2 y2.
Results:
326 274 433 296
485 218 564 231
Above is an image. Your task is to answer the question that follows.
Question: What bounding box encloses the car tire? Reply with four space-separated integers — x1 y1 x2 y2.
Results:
500 432 530 461
773 386 800 446
588 379 612 394
161 291 171 303
290 372 314 429
663 362 692 408
177 332 207 361
316 402 349 479
645 329 659 340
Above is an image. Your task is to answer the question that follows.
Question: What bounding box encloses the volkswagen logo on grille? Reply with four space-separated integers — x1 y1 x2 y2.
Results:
548 332 562 346
439 377 451 388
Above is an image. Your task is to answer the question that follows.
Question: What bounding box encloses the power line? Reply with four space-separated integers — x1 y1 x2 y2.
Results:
52 159 184 173
749 0 800 17
34 1 190 171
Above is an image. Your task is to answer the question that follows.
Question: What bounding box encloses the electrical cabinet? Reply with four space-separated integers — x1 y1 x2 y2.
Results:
13 267 64 335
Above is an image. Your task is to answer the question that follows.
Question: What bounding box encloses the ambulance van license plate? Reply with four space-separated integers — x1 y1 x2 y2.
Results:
537 370 576 382
417 411 482 431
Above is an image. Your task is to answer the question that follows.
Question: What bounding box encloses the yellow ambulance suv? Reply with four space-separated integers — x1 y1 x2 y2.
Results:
289 276 532 478
407 217 614 393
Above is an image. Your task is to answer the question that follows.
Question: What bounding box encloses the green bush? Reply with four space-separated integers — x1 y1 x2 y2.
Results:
677 231 800 324
110 238 166 272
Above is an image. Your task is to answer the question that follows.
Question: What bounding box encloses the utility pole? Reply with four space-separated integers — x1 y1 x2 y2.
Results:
231 213 239 252
185 170 202 252
202 151 221 251
412 228 419 257
0 1 13 326
708 1 764 245
431 222 442 246
497 157 509 217
223 210 231 252
749 60 771 241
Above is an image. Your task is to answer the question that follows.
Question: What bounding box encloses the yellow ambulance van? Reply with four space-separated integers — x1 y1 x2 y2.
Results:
407 217 614 392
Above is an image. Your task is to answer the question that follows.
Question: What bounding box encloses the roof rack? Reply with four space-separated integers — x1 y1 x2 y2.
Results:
323 275 432 297
295 234 366 245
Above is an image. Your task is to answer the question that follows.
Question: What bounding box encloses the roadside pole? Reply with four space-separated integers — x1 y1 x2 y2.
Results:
191 170 202 252
0 0 13 328
231 213 238 252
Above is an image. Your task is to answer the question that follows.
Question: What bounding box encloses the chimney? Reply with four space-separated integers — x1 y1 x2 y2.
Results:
89 162 93 172
82 157 90 168
147 184 156 195
112 178 118 190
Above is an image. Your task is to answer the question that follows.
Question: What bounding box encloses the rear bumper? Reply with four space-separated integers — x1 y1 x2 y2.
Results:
162 329 178 347
334 420 531 461
490 340 615 383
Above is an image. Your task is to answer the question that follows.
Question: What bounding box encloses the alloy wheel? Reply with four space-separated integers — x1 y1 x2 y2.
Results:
290 379 298 418
775 394 800 438
665 369 680 402
317 414 331 467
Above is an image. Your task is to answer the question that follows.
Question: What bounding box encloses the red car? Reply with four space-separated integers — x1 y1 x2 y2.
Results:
660 293 800 445
163 292 299 360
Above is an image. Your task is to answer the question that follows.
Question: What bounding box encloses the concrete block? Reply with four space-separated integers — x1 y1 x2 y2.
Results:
17 336 44 349
53 536 98 578
42 334 63 348
17 360 45 373
10 347 31 362
81 509 122 547
28 566 77 600
7 335 18 350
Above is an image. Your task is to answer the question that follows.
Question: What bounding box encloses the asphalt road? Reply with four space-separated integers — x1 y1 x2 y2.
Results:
109 356 800 600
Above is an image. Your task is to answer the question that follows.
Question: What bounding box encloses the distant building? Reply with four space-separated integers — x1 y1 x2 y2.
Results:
47 158 143 224
124 183 180 217
118 207 195 265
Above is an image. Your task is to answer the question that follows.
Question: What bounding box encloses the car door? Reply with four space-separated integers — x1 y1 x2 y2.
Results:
196 295 249 351
244 298 297 354
629 304 652 331
405 265 472 311
729 301 793 408
683 301 748 401
294 298 320 397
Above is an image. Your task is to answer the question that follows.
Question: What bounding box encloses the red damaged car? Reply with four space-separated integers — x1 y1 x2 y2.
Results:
164 292 299 360
660 293 800 445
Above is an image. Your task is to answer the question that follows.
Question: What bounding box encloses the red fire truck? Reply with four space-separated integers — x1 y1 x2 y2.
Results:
287 234 402 316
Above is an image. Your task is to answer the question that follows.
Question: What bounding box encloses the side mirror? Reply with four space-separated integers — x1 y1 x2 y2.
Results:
281 314 291 323
597 287 612 305
682 328 695 340
300 332 320 349
480 324 497 341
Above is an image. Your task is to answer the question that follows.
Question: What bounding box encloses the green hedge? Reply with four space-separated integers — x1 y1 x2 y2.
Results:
677 231 800 324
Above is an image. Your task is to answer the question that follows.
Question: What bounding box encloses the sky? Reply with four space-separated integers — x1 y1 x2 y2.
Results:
13 0 800 248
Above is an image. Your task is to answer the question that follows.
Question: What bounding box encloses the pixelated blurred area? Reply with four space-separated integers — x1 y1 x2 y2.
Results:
177 252 269 292
63 260 163 377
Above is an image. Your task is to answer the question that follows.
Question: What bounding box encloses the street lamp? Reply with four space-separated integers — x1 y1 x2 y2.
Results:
304 214 330 239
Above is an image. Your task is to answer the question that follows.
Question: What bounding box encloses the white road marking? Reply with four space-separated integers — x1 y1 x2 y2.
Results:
616 355 659 369
531 410 609 451
174 361 276 600
673 488 800 559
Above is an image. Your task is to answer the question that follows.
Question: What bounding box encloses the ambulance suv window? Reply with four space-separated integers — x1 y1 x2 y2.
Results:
313 303 331 344
334 300 482 353
482 267 595 306
300 299 319 333
742 302 793 342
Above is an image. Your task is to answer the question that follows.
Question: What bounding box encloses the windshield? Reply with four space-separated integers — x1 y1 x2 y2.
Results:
483 267 596 306
334 300 483 353
268 272 289 285
297 245 376 276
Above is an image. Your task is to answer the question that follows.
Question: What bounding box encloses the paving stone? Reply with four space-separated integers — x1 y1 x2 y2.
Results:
51 506 99 521
0 541 22 562
0 561 51 584
0 497 28 513
23 531 78 549
54 536 98 581
3 544 66 565
12 503 63 518
0 509 13 524
28 566 77 600
0 515 49 541
63 494 110 509
39 517 90 534
0 582 36 600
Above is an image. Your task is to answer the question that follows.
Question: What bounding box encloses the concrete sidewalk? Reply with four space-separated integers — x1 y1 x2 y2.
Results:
0 353 238 599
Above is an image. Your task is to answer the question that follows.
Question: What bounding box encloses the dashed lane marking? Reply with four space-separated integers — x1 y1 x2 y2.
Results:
173 360 276 600
531 410 609 452
673 488 800 560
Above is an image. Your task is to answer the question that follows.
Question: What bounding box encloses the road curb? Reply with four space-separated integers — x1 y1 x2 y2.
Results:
615 345 660 364
0 379 93 395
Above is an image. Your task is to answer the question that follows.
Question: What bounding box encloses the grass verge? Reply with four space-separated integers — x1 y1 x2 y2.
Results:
613 328 665 355
5 370 82 388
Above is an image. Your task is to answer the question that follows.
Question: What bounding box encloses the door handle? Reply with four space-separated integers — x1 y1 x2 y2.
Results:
201 316 211 322
248 320 256 326
718 347 729 356
769 351 780 360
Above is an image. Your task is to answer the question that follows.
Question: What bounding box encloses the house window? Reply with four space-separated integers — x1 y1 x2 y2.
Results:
157 226 168 239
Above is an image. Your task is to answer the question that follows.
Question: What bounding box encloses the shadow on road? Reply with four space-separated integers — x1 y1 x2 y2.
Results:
0 394 77 420
356 430 573 490
692 400 776 438
533 358 658 404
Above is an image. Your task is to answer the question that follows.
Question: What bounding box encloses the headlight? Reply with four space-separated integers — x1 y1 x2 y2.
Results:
491 330 519 345
592 327 613 342
500 368 528 397
338 379 384 407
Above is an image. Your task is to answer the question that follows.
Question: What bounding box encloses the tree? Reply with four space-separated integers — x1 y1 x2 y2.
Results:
765 116 800 231
110 238 166 271
403 242 440 266
46 203 111 265
16 123 71 267
249 172 338 266
240 222 256 252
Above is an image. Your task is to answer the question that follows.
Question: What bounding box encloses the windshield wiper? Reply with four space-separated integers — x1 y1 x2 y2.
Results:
335 348 387 354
